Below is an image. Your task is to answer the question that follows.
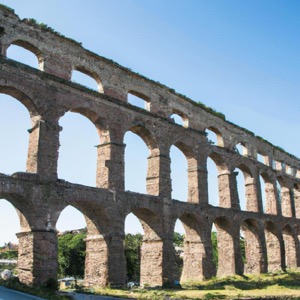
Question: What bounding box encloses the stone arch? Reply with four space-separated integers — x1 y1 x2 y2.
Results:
282 224 298 269
0 86 41 174
293 183 300 218
58 109 100 186
260 172 278 214
235 164 256 211
241 218 266 274
128 90 150 111
170 109 189 128
206 127 224 147
125 125 159 195
264 221 282 272
72 66 104 93
213 216 242 276
277 176 294 217
177 212 213 282
171 140 198 203
6 39 44 70
235 141 249 156
128 207 164 287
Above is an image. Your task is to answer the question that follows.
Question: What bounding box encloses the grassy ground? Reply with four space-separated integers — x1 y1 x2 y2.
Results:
80 271 300 299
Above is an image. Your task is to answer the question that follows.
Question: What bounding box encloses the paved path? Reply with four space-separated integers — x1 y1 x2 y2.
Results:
69 292 132 300
0 286 45 299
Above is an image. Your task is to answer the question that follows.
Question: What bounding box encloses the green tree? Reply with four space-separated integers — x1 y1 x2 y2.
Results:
125 233 142 281
58 232 86 279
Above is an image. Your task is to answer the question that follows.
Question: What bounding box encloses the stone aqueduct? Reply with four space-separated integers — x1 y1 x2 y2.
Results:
0 5 300 287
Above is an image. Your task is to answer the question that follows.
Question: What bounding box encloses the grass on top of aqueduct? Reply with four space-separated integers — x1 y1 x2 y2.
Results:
80 271 300 300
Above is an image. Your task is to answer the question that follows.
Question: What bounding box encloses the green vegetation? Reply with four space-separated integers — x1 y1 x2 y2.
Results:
82 271 300 299
0 277 71 299
0 250 17 260
58 231 86 279
0 4 14 13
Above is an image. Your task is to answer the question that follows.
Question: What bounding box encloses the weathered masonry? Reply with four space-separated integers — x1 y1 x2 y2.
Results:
1 5 300 287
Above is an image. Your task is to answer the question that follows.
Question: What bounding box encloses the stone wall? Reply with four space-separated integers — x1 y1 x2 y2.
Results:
0 5 300 287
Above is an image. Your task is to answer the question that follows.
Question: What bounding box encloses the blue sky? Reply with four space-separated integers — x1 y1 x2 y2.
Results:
0 0 299 245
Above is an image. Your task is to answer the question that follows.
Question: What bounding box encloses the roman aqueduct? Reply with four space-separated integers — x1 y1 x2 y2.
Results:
0 5 300 287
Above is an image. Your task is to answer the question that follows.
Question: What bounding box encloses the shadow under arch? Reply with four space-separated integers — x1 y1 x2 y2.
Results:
7 39 44 70
72 66 104 93
176 212 214 282
264 221 283 272
282 224 299 269
241 218 267 274
213 216 243 277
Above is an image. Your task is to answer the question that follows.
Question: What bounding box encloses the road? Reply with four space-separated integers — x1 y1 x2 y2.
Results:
0 286 132 300
0 286 45 299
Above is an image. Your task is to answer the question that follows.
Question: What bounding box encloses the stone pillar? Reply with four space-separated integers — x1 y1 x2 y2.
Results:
283 232 297 269
27 119 60 180
265 230 282 272
245 177 261 212
146 153 171 198
43 54 71 80
218 172 240 209
196 168 209 205
17 230 57 286
85 233 126 287
244 230 267 274
96 142 125 191
140 234 175 287
216 228 236 276
264 180 280 215
281 186 293 217
180 229 214 282
294 186 300 219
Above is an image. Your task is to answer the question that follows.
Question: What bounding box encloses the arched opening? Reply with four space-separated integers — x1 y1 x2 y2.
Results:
56 205 87 284
6 42 42 69
0 199 29 278
207 157 219 207
277 178 293 218
241 219 265 274
125 208 164 287
259 173 277 214
257 151 268 166
236 142 248 156
128 91 150 111
173 219 184 283
235 165 254 211
124 132 148 194
208 152 230 208
265 222 282 272
205 127 224 147
213 217 239 276
58 112 99 186
235 169 246 211
71 68 102 92
293 184 300 218
170 145 188 201
282 225 298 269
170 110 189 128
175 215 210 283
0 93 31 174
124 213 144 282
